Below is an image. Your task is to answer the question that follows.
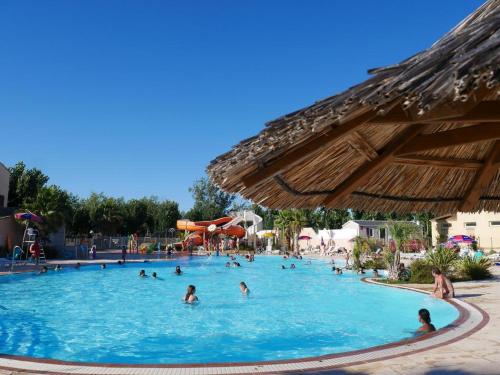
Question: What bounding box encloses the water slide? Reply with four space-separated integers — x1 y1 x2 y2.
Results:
175 217 246 250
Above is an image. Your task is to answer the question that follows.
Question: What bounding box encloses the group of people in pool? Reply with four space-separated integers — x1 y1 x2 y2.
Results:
138 265 183 279
35 253 447 335
182 281 250 304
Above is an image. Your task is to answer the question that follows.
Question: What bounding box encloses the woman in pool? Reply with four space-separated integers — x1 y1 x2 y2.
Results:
100 263 106 269
152 272 158 279
290 263 296 269
373 269 379 277
139 269 147 277
175 266 183 275
240 282 249 294
184 285 198 304
416 308 436 335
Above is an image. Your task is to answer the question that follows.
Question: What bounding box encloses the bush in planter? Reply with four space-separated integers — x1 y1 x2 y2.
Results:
425 246 459 275
409 259 434 284
457 256 492 280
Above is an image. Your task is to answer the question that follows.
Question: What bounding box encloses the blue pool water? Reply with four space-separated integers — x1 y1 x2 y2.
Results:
0 256 458 364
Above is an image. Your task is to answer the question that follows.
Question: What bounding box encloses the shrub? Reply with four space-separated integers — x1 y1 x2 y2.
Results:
382 249 394 269
352 238 363 270
409 259 434 284
457 256 492 280
363 258 387 270
425 247 459 275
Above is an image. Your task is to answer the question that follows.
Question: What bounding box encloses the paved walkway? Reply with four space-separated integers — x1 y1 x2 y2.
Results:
0 257 498 375
334 271 500 375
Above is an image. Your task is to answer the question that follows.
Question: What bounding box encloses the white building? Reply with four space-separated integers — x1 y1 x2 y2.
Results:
318 220 416 252
431 212 500 251
0 162 9 207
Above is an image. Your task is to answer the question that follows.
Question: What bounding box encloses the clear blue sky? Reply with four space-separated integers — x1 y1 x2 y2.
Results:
0 0 484 211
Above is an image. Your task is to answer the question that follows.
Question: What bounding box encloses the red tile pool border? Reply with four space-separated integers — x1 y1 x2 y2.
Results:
0 277 490 374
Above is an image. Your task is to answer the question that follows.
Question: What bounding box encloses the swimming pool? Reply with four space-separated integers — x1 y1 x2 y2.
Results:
0 256 459 364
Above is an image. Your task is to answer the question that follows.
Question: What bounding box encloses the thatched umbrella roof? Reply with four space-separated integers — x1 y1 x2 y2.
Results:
207 0 500 215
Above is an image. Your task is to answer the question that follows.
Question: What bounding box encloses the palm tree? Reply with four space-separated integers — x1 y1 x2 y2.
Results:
289 210 306 253
274 210 293 252
387 222 420 280
274 209 307 253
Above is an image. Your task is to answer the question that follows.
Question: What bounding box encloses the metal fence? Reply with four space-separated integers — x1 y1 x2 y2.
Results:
65 236 180 250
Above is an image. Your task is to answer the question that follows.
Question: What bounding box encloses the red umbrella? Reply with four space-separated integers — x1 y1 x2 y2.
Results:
449 235 473 244
14 212 43 223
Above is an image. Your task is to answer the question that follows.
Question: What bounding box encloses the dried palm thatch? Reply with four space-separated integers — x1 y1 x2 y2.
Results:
207 0 500 215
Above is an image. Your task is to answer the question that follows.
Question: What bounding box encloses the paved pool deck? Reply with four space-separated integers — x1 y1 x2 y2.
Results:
1 255 499 375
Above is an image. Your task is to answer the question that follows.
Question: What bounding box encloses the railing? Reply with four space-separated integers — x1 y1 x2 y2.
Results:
65 236 181 250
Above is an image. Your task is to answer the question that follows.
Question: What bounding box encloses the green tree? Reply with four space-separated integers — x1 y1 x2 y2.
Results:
84 193 126 235
185 177 236 221
25 185 73 235
8 162 49 207
274 209 306 253
387 222 421 280
274 210 293 251
316 208 351 229
67 195 91 236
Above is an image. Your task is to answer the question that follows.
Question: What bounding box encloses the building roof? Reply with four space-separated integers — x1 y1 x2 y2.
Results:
207 1 500 214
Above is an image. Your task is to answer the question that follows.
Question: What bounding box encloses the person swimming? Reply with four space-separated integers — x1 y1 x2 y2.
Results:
100 264 106 269
416 308 436 335
75 262 81 269
290 263 296 269
152 272 158 279
373 269 379 277
175 266 182 275
240 281 249 294
335 268 343 275
139 269 147 277
38 266 48 274
184 285 198 304
54 264 62 271
281 265 286 269
225 262 231 267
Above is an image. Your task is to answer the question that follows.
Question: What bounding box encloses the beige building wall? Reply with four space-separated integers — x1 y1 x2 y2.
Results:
0 162 9 207
431 211 500 251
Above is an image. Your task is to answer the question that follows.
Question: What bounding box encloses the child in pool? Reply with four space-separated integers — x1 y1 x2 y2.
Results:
240 281 249 294
184 285 198 304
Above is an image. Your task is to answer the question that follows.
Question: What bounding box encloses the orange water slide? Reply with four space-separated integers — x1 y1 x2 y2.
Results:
176 217 233 233
177 219 246 238
176 217 245 247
